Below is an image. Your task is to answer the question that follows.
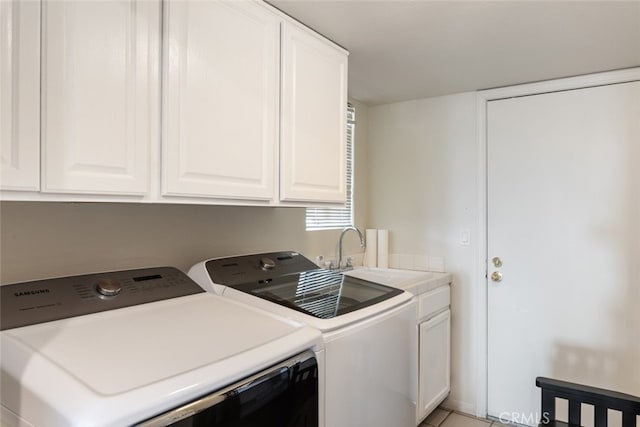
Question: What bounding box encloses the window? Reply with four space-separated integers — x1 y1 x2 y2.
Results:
305 104 355 231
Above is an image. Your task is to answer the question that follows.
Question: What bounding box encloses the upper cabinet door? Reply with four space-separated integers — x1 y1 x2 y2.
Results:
162 1 279 201
280 22 348 204
1 1 40 191
41 1 159 195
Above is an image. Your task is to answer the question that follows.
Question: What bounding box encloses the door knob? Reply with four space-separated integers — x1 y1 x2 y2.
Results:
491 271 503 282
492 257 503 268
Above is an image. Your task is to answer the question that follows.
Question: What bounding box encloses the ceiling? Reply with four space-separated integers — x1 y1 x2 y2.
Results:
268 0 640 105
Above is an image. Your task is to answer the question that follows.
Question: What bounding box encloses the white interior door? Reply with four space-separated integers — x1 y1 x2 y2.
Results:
487 81 640 425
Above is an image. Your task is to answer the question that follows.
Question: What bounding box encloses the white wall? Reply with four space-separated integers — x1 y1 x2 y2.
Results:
0 100 370 284
367 92 480 414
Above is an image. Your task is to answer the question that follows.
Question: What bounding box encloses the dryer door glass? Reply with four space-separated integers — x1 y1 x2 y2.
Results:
137 352 318 427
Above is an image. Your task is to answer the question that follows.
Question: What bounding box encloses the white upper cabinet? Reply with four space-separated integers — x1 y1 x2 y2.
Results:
1 0 347 205
280 22 348 204
162 0 279 201
41 1 159 195
0 0 40 191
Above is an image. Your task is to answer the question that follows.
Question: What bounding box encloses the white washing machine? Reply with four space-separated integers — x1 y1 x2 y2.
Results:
344 267 453 425
1 266 323 427
189 251 417 427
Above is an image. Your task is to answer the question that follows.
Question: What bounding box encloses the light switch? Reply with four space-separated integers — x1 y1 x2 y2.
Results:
459 229 471 246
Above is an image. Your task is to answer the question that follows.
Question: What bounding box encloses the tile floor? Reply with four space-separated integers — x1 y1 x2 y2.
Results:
420 408 507 427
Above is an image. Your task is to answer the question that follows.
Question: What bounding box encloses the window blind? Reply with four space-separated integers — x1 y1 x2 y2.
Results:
305 104 355 231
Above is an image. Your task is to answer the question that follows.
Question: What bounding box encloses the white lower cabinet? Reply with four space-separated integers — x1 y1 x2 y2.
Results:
41 0 159 195
418 309 451 422
417 286 451 424
0 0 40 191
162 0 279 201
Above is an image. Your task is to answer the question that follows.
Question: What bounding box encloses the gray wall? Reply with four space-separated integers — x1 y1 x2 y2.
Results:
0 101 370 284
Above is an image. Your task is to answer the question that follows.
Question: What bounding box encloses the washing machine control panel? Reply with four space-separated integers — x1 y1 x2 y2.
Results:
0 267 204 330
96 278 123 297
205 251 320 286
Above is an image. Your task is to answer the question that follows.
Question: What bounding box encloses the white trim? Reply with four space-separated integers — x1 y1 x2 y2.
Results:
479 67 640 101
474 90 488 419
474 67 640 419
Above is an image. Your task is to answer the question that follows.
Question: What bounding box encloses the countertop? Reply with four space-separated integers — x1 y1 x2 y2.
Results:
344 267 452 295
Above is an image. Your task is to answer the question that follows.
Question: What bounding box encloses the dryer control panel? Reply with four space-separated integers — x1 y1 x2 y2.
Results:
0 267 204 330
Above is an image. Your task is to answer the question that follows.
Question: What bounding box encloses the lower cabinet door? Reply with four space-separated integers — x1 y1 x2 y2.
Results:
418 309 451 422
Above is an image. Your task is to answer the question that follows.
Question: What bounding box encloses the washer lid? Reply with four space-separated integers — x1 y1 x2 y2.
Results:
200 251 405 319
233 269 404 319
2 293 303 396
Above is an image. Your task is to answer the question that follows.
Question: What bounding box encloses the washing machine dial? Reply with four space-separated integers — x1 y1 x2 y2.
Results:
96 278 122 297
260 257 276 270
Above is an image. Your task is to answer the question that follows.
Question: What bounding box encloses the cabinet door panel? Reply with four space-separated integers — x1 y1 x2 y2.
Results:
42 1 158 195
418 310 451 422
0 0 40 191
280 23 348 203
163 0 278 200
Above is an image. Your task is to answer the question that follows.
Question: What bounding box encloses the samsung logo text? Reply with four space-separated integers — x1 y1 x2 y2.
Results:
14 289 51 297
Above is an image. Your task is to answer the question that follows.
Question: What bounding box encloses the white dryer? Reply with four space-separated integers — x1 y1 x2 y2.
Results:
189 251 417 427
1 266 323 427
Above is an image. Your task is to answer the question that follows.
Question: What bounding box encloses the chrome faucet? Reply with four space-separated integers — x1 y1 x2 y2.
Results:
338 226 366 270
